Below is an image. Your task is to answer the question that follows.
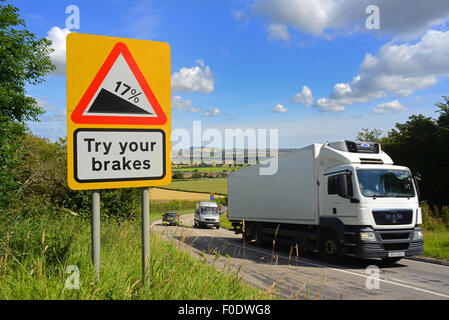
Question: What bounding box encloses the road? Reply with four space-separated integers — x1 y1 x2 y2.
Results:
152 213 449 300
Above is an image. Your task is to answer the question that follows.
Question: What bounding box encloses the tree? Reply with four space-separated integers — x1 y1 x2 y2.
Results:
0 1 55 122
0 1 55 210
172 171 184 180
356 128 384 143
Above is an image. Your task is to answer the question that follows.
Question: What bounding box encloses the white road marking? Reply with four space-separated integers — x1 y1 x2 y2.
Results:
191 227 449 299
153 217 449 299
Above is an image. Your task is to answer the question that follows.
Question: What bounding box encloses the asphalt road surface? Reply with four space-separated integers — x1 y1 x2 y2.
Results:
152 213 449 300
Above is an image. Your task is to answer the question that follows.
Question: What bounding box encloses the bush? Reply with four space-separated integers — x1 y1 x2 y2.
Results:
7 133 140 221
421 201 447 232
0 116 26 210
441 206 449 229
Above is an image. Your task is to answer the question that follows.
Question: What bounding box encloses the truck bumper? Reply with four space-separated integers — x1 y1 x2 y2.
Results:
199 221 219 228
347 226 424 259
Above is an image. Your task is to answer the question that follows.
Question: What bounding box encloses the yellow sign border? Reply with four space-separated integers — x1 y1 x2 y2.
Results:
66 33 171 190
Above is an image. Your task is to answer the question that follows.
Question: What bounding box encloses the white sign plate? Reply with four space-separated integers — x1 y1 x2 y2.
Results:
74 129 166 183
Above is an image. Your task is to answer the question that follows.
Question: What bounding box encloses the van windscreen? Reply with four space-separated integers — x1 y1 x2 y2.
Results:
200 207 218 215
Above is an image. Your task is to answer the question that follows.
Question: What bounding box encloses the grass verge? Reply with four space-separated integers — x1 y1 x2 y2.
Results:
219 212 233 230
0 203 270 300
422 231 449 260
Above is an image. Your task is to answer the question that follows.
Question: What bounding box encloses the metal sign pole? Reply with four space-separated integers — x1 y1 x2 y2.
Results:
92 190 101 282
141 187 151 288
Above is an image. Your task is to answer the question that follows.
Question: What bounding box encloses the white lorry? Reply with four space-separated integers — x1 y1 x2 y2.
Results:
228 140 424 264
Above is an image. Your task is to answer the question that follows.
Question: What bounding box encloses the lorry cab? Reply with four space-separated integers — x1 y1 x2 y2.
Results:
323 164 420 228
319 141 423 261
194 201 220 229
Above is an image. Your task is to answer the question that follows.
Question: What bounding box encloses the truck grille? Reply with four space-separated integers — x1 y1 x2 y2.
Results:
380 232 411 240
372 210 413 225
362 243 382 250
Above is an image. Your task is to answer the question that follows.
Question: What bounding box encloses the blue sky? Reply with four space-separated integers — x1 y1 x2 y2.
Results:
9 0 449 147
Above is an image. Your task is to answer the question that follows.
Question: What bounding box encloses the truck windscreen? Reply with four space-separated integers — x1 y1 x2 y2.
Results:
356 169 415 198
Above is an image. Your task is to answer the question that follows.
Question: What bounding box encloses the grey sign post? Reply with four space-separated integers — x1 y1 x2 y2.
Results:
141 187 151 287
91 190 101 281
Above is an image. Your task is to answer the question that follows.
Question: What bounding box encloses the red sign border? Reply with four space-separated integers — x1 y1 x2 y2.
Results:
71 42 167 125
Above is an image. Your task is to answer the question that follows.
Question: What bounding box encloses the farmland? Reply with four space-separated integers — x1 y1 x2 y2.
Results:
173 166 240 173
160 178 228 195
150 188 225 201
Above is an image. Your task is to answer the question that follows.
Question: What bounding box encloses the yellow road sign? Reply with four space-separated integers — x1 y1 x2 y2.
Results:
67 33 171 190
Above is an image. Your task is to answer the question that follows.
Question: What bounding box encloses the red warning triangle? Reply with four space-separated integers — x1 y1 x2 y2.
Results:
71 42 167 125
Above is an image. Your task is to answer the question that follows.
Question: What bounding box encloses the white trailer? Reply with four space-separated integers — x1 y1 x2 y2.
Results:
228 141 424 264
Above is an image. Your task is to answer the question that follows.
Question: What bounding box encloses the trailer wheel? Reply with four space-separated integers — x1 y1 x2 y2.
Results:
254 223 265 247
244 223 255 243
320 230 343 264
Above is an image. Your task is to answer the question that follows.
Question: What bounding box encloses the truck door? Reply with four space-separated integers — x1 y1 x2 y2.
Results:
324 172 357 220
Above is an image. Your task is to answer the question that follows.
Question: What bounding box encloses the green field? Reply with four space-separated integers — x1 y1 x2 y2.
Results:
174 166 239 173
161 178 228 195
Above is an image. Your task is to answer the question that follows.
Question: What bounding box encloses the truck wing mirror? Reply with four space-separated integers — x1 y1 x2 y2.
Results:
350 197 360 203
413 172 422 181
413 172 422 200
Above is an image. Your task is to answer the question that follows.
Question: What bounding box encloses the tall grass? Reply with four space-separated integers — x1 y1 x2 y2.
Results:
420 202 449 260
0 200 269 300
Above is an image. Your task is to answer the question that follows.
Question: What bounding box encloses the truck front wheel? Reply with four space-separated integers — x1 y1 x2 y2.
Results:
320 230 343 264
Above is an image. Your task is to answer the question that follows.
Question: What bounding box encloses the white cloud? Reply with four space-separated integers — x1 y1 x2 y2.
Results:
173 96 225 117
373 100 406 113
250 0 449 39
315 29 449 110
46 26 71 76
172 96 201 113
204 107 222 117
234 9 250 25
315 98 346 112
272 103 288 113
291 85 314 106
195 59 205 68
36 97 56 112
267 23 290 42
171 61 214 94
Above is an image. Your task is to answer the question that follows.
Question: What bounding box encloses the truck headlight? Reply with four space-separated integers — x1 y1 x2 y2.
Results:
413 230 423 240
416 207 422 225
360 232 376 241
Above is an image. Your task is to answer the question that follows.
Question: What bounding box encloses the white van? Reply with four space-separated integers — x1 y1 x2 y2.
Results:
194 201 220 229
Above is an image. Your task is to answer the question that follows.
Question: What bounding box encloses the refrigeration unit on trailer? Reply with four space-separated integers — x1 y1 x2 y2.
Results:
228 140 423 264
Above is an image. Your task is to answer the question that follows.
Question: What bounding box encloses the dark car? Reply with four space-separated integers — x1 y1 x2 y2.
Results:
162 212 179 226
